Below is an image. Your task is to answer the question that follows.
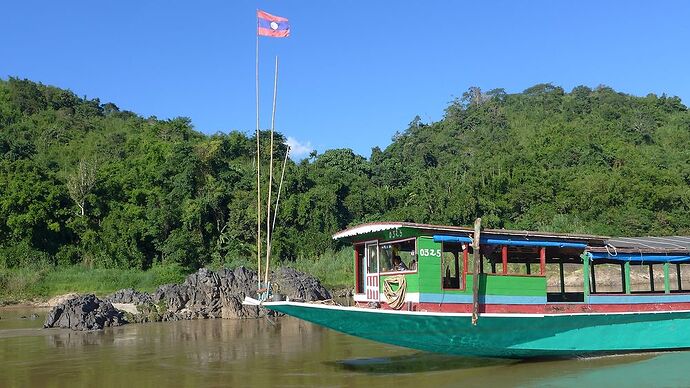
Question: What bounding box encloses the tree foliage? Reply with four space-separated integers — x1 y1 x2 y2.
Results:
1 78 689 271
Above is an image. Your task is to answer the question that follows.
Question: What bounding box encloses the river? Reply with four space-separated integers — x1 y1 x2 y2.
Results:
1 307 689 387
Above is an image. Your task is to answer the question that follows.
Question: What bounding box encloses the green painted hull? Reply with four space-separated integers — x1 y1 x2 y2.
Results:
264 302 690 358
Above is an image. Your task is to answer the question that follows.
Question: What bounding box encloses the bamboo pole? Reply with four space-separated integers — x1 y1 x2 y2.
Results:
471 217 482 325
264 56 279 286
271 145 290 234
255 31 262 290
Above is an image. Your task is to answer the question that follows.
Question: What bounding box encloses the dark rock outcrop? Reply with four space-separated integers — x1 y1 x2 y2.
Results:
43 294 126 330
271 267 331 301
43 266 331 331
105 288 153 305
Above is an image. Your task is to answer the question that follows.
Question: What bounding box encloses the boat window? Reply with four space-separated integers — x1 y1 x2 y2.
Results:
546 261 584 303
367 244 378 274
380 239 416 273
669 263 689 292
441 242 466 289
651 264 665 291
629 264 653 293
590 263 624 294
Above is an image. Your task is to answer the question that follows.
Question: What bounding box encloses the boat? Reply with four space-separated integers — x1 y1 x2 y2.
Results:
256 221 690 358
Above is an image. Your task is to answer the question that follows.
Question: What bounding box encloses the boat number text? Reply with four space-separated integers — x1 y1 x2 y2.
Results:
387 229 404 239
419 248 441 257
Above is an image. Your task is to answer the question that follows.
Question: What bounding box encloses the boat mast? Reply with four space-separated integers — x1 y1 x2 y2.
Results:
264 56 279 286
255 27 262 290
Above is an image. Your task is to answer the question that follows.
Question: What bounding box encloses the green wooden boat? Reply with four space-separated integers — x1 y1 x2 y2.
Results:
258 222 690 358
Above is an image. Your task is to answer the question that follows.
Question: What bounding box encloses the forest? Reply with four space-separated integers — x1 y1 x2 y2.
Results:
1 78 689 284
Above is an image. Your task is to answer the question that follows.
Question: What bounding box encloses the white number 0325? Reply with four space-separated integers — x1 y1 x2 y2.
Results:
419 248 441 257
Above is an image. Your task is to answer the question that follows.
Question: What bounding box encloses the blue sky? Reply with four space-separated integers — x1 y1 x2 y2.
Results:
2 1 689 158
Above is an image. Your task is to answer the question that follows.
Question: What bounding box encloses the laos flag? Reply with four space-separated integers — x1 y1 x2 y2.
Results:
257 10 290 38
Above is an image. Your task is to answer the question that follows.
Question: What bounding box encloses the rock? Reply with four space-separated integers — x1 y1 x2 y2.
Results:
29 313 39 320
42 266 330 331
333 287 353 298
105 288 153 305
151 266 264 320
43 294 126 331
272 267 332 301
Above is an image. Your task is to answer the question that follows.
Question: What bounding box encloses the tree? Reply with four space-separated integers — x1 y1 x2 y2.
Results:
66 158 98 217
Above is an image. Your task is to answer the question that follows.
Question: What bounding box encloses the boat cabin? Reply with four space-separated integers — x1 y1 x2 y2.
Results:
333 222 690 313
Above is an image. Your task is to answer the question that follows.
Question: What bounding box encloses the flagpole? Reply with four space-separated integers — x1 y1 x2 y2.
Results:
265 55 279 286
255 19 262 291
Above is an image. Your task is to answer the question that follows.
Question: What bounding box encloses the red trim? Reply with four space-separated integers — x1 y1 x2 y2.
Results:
257 28 290 37
539 247 546 275
502 245 508 275
257 10 288 22
354 245 362 294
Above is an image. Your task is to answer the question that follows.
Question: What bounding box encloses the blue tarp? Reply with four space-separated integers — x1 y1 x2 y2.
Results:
432 235 588 249
588 252 690 263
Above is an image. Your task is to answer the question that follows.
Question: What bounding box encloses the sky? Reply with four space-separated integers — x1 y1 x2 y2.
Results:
1 1 689 159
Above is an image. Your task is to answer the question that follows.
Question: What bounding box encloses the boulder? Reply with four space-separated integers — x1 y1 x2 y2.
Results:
43 266 331 330
272 267 332 301
105 288 153 305
151 267 263 320
43 294 126 331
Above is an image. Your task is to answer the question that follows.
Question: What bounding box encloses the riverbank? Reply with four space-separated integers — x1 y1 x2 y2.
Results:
0 249 354 306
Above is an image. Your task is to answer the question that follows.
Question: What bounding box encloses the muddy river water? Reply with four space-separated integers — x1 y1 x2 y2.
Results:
0 306 688 387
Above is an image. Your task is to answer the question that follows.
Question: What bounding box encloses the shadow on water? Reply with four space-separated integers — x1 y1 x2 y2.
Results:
331 352 514 374
333 350 664 377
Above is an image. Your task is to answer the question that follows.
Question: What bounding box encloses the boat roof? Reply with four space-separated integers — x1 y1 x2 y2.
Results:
333 222 690 258
605 236 690 251
332 221 607 243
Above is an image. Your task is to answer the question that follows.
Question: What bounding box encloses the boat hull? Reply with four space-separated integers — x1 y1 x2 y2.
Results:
263 301 690 358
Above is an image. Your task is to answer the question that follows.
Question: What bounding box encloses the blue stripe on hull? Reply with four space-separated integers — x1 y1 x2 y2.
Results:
420 293 547 305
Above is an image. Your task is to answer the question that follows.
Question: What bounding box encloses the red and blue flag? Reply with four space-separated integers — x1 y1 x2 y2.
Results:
257 10 290 38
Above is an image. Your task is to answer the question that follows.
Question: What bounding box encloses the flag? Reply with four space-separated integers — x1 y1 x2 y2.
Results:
257 10 290 38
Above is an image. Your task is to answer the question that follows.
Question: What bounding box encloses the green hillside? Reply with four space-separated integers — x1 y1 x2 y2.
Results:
1 78 689 275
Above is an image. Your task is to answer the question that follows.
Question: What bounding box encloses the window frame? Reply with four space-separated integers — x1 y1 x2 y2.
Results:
378 237 418 275
440 241 468 291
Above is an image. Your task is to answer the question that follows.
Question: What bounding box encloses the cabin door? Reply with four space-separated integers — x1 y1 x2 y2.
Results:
365 242 380 301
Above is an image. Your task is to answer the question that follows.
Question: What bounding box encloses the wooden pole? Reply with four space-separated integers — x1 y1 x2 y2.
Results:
264 56 279 286
471 217 482 326
255 31 262 290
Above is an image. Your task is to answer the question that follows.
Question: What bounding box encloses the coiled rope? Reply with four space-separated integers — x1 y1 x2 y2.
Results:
383 275 407 310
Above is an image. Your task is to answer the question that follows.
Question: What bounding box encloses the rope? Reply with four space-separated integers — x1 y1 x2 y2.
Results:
605 243 618 257
383 275 407 310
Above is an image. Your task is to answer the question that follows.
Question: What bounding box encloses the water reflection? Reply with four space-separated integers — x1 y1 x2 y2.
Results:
47 330 117 348
1 309 689 387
